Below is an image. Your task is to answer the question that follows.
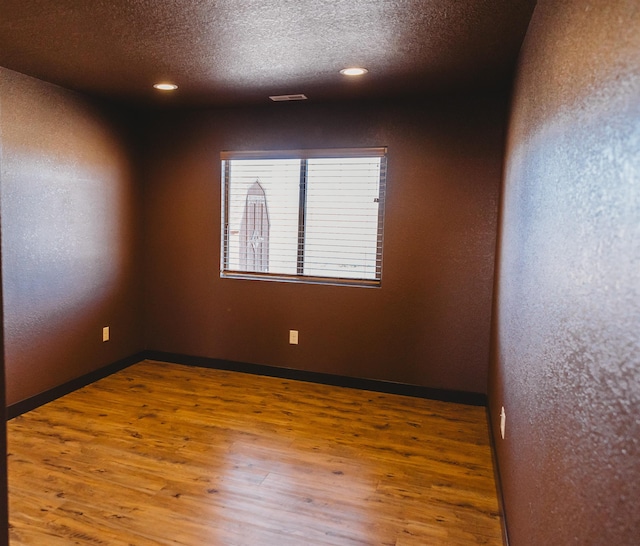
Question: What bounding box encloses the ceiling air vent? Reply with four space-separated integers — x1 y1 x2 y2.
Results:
269 94 308 102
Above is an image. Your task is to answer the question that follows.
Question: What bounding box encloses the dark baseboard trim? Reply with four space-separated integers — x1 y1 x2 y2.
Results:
7 350 487 419
7 352 146 420
486 406 510 546
144 351 488 407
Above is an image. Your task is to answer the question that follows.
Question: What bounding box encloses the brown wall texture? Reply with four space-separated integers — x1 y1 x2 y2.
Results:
142 95 506 394
490 0 640 544
0 243 6 545
0 68 144 406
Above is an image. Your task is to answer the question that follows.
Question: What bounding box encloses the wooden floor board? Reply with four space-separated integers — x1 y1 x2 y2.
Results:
8 360 502 545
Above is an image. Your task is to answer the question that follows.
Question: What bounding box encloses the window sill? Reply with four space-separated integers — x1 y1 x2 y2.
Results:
220 271 381 288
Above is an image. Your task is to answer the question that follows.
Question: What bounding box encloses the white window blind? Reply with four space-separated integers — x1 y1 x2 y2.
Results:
221 148 387 286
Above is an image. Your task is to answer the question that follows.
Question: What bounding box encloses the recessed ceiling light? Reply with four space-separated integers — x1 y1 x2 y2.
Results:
340 67 368 76
153 82 178 91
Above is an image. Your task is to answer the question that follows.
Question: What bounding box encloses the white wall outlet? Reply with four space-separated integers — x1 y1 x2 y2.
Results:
102 326 110 342
289 330 299 345
500 406 506 439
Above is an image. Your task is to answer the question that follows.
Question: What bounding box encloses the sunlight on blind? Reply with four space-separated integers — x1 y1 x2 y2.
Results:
221 149 386 286
304 158 381 279
225 159 299 275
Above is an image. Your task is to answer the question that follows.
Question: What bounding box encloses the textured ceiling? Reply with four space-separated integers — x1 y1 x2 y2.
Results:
0 0 536 107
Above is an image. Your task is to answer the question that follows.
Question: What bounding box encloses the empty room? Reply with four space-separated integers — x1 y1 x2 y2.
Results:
0 0 638 544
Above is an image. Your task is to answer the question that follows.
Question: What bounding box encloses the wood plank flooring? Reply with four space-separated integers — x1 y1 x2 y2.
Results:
7 360 502 545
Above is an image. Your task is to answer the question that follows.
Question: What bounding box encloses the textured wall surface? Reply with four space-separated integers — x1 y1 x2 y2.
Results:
142 95 505 394
490 0 640 543
0 68 143 406
0 204 5 546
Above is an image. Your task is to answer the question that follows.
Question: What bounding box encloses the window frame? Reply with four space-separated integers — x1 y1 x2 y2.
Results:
220 147 387 287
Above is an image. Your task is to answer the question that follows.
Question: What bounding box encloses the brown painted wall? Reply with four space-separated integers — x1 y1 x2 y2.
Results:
490 1 640 544
0 68 143 406
142 95 505 394
0 271 6 546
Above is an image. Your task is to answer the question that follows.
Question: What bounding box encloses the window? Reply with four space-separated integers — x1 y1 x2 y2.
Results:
221 148 387 286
